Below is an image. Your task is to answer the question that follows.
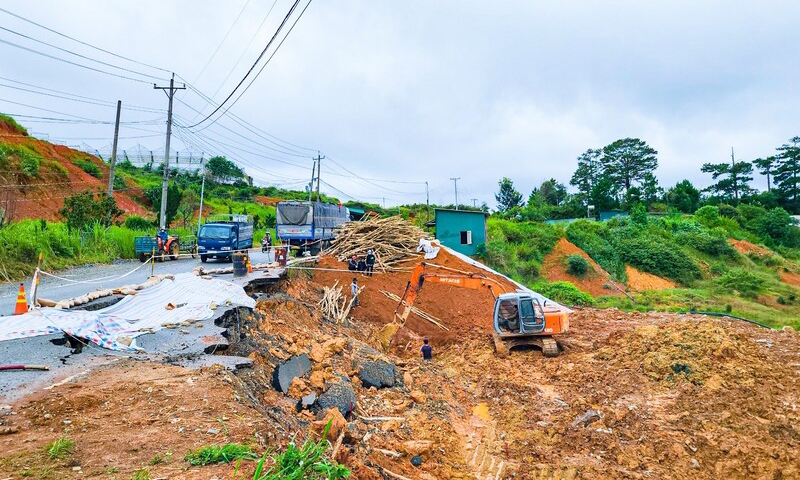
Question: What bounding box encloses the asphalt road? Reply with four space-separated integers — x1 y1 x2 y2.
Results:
0 248 275 316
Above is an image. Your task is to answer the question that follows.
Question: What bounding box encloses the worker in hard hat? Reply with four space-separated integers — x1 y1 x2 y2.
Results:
365 249 376 276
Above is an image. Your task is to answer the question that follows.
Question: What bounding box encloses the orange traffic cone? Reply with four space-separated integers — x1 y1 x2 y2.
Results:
13 283 28 315
247 256 252 273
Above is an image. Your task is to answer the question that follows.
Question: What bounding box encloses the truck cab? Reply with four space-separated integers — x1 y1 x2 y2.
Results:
197 214 253 263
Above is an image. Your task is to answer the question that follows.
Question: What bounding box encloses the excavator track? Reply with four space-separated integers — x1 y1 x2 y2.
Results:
492 334 560 358
541 337 560 357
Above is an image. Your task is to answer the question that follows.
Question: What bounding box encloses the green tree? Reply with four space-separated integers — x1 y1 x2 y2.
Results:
177 189 199 229
539 178 567 206
601 138 659 194
60 190 123 232
145 184 182 228
753 156 778 191
701 154 754 203
206 156 245 183
774 137 800 213
666 180 701 213
495 177 523 213
640 172 663 206
754 207 798 247
570 148 602 199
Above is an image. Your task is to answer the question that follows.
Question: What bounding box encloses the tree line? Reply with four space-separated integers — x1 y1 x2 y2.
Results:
495 136 800 220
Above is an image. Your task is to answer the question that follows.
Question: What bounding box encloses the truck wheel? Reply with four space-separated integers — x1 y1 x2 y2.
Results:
200 254 207 263
138 253 147 263
170 242 179 260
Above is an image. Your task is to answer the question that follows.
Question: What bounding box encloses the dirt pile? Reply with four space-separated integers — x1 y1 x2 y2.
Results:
0 121 145 221
625 265 677 291
729 238 772 257
542 238 624 297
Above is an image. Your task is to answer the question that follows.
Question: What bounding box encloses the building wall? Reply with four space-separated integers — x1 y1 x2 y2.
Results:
435 210 486 256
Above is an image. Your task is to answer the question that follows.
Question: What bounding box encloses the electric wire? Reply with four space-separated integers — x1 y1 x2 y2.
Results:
191 0 254 85
0 6 171 74
185 0 307 128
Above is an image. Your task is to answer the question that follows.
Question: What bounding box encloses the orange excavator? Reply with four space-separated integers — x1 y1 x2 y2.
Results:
382 262 569 357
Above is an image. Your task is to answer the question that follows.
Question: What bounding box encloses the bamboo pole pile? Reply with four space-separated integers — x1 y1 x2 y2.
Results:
328 216 430 271
318 281 363 324
379 290 449 331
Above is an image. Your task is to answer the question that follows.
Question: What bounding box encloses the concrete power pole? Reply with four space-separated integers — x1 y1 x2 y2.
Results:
154 74 186 230
425 181 430 222
450 177 460 210
308 157 317 201
314 152 325 201
471 198 478 208
107 100 122 197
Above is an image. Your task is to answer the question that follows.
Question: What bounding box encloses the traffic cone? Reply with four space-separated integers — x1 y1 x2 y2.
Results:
13 283 28 315
247 256 252 273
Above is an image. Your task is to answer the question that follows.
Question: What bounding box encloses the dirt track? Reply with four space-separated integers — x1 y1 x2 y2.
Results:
1 250 799 479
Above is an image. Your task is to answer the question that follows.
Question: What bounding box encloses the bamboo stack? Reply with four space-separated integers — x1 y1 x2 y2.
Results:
328 216 430 271
318 281 363 324
380 290 449 330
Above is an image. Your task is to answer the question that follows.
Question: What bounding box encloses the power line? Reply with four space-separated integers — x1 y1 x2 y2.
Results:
186 0 310 128
191 0 254 85
0 25 165 81
0 6 171 74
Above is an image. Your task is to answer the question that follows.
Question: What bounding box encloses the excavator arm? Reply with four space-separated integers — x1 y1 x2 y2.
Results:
393 262 506 324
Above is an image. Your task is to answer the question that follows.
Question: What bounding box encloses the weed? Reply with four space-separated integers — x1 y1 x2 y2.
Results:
149 452 171 465
253 425 349 480
45 436 74 459
106 467 120 473
73 158 101 178
132 468 150 480
185 443 257 466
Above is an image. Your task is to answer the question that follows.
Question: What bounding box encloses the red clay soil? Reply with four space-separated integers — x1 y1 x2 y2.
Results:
0 123 146 221
313 248 520 355
781 271 800 287
541 238 624 297
625 265 677 291
254 196 284 207
729 238 771 256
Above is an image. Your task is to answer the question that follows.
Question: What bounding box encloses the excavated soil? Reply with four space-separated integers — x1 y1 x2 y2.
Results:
542 238 624 298
625 265 677 291
2 249 799 479
781 271 800 288
729 239 772 257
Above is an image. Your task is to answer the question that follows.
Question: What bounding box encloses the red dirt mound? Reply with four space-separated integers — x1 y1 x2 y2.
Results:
625 265 677 291
0 122 146 221
313 248 519 354
729 238 771 256
541 238 624 297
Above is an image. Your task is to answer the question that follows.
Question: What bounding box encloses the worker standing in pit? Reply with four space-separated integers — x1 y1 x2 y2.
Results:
357 256 367 275
421 338 432 361
365 249 376 276
348 255 358 271
350 277 360 307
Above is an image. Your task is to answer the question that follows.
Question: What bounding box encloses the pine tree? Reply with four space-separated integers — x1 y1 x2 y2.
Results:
495 177 523 213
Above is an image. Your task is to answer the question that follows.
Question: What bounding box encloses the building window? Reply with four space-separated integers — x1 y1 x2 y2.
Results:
460 230 472 245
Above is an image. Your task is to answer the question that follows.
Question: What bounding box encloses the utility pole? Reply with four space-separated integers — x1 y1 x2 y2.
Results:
314 152 324 201
154 73 185 230
308 157 316 201
471 198 478 208
450 177 460 210
107 100 121 197
425 181 430 222
731 147 738 201
197 155 206 234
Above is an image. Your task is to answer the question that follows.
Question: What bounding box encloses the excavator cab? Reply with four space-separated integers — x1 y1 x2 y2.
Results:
492 293 561 357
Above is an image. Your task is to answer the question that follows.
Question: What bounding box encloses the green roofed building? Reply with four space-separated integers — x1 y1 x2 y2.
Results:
434 209 487 256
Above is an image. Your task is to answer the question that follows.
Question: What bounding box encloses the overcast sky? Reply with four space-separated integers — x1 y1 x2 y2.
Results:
1 1 799 208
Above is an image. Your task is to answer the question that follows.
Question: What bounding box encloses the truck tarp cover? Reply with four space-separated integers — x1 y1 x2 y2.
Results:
313 202 348 229
277 203 311 225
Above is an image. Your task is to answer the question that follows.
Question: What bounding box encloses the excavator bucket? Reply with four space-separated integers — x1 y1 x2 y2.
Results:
377 322 403 352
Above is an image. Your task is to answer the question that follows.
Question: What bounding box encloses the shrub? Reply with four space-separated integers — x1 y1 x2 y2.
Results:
566 254 590 276
74 158 101 178
717 268 765 298
533 281 594 306
617 236 701 285
124 215 153 231
253 423 350 480
566 220 625 281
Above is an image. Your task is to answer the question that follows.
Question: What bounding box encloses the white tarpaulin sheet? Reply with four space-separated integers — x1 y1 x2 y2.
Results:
0 273 255 351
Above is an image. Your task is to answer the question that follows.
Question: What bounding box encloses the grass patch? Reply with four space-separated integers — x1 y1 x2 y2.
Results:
0 113 28 135
46 436 74 459
73 158 101 178
132 468 151 480
185 443 257 466
253 433 350 480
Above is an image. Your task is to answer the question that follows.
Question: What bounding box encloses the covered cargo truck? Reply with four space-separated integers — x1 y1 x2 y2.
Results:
276 201 349 255
197 214 253 263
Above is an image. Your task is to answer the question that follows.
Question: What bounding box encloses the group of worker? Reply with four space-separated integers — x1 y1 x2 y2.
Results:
347 249 376 276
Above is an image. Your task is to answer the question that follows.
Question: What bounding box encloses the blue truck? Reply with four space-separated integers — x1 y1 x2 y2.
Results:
197 214 254 263
276 201 350 256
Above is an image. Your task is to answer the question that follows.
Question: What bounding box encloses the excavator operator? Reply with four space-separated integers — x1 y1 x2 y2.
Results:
498 299 520 332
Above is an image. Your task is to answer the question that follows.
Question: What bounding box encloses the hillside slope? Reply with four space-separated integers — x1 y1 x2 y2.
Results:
0 118 145 221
